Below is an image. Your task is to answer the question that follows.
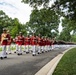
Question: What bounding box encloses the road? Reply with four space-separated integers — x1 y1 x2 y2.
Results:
0 47 70 75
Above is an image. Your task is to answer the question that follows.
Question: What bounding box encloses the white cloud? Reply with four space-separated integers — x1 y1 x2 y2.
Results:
0 0 32 24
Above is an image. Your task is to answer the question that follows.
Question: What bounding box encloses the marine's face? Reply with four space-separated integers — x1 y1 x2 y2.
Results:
3 30 7 33
19 33 22 36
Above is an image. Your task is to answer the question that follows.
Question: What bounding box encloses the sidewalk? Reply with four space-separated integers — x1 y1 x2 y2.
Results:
35 47 74 75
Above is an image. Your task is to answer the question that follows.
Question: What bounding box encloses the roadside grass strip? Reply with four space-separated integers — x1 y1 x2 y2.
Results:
0 47 2 51
0 45 31 52
53 47 76 75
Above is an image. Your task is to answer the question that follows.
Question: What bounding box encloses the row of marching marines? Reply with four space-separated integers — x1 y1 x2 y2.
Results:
0 28 55 60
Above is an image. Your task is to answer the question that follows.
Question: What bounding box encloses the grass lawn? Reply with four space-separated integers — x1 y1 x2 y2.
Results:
0 45 25 51
0 47 2 51
53 48 76 75
0 45 16 51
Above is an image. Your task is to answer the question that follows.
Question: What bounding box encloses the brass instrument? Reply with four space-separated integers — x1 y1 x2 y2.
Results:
1 33 8 44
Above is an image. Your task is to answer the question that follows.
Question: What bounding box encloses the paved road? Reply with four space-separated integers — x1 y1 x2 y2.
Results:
0 47 70 75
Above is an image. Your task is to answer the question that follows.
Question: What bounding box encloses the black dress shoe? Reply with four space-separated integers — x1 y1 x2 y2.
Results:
38 52 40 54
45 51 47 52
6 52 8 54
17 53 20 55
32 54 35 56
0 57 3 60
20 53 22 55
42 51 44 53
24 51 26 52
26 52 29 54
4 56 7 58
32 54 36 56
14 51 16 53
9 53 12 54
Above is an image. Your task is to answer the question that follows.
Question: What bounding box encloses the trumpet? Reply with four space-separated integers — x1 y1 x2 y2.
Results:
1 34 8 44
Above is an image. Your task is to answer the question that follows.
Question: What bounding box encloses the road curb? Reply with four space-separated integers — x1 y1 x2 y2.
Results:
35 47 74 75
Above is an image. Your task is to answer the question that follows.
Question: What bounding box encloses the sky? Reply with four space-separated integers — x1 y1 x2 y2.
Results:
0 0 32 24
0 0 62 32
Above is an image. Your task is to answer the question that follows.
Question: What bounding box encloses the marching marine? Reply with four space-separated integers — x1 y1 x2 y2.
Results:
17 32 24 55
24 35 30 53
6 30 12 54
14 34 19 53
0 28 9 59
30 33 37 56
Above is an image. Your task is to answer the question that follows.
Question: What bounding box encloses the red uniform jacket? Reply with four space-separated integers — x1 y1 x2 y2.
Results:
47 40 49 46
44 39 47 46
14 37 18 44
48 40 51 46
24 37 30 45
18 35 24 45
30 36 36 45
40 38 44 46
37 37 41 46
7 37 13 45
7 33 11 45
0 35 1 46
0 35 1 42
49 40 51 45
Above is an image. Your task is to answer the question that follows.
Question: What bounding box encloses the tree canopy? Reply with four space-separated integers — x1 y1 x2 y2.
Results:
26 8 59 37
0 10 27 37
22 0 76 21
22 0 76 41
0 0 76 42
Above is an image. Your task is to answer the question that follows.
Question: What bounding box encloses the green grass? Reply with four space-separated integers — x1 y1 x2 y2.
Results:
0 45 16 51
10 46 16 50
0 45 25 51
0 47 2 51
53 48 76 75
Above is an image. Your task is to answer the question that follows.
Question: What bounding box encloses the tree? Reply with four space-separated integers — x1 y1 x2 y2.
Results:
58 17 76 42
53 0 76 21
22 0 76 31
22 0 50 7
22 0 76 21
61 17 76 35
20 24 27 36
58 28 71 41
0 10 26 37
26 8 59 37
10 18 22 37
0 10 11 34
71 33 76 42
